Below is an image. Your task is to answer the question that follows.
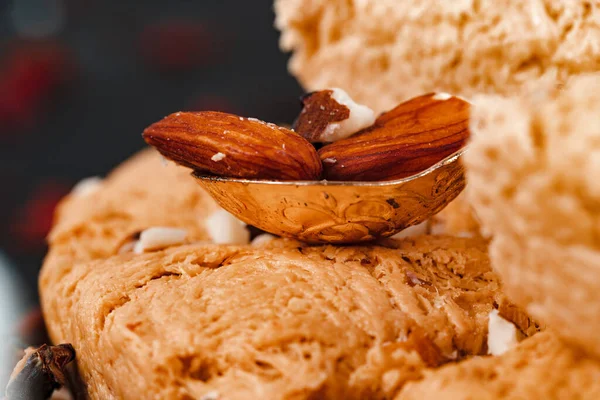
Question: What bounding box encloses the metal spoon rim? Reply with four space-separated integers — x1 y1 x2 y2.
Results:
192 147 467 187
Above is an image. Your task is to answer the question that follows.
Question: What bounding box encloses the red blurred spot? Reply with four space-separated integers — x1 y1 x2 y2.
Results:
0 41 72 133
10 181 70 250
17 307 49 346
139 20 220 72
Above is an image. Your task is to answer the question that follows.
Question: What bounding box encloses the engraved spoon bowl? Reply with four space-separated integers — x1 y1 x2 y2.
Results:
192 148 467 244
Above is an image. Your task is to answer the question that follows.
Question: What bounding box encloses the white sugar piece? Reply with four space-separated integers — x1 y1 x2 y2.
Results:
205 209 250 245
487 309 518 356
71 176 103 197
211 152 226 162
322 157 337 164
133 227 188 254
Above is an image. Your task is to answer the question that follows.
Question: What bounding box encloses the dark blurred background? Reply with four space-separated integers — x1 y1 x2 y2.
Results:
0 0 302 323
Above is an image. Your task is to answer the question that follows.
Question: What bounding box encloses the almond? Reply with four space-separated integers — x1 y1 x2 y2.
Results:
143 111 322 180
293 88 376 143
318 93 470 181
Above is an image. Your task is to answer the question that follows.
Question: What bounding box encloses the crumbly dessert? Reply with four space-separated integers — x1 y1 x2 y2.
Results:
427 193 482 237
42 149 218 266
465 74 600 357
275 0 600 237
397 331 600 400
41 239 523 400
39 150 533 399
275 0 600 113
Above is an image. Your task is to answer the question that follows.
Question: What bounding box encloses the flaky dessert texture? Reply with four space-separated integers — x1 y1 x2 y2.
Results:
465 74 600 358
275 0 600 238
397 331 600 400
428 193 482 237
47 149 218 263
39 149 536 399
41 237 519 400
40 149 218 312
276 0 600 114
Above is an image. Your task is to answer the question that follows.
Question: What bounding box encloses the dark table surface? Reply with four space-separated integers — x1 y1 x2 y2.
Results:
0 0 302 309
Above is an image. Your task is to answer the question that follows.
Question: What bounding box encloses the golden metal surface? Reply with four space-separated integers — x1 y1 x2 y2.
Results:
193 148 466 244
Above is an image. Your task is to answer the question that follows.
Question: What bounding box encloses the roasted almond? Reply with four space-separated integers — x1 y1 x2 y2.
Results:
318 93 470 181
143 111 322 180
293 88 376 143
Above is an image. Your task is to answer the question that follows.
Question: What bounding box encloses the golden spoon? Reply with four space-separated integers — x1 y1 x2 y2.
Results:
193 147 466 244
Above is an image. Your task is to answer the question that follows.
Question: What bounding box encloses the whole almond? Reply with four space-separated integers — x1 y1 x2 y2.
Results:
143 111 322 180
318 93 470 181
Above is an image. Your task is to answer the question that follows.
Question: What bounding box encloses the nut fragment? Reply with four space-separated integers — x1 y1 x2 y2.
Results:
391 221 430 239
318 93 470 181
293 88 376 143
205 209 250 245
404 270 432 287
70 176 103 197
250 233 277 246
115 231 142 254
5 344 75 400
143 111 322 180
210 152 226 162
133 227 188 254
498 301 541 337
487 309 518 356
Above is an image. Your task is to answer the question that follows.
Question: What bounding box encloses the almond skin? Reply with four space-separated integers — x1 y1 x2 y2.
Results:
143 111 322 180
318 93 470 181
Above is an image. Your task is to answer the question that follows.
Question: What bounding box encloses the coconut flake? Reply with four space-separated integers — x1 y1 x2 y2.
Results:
133 227 188 254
